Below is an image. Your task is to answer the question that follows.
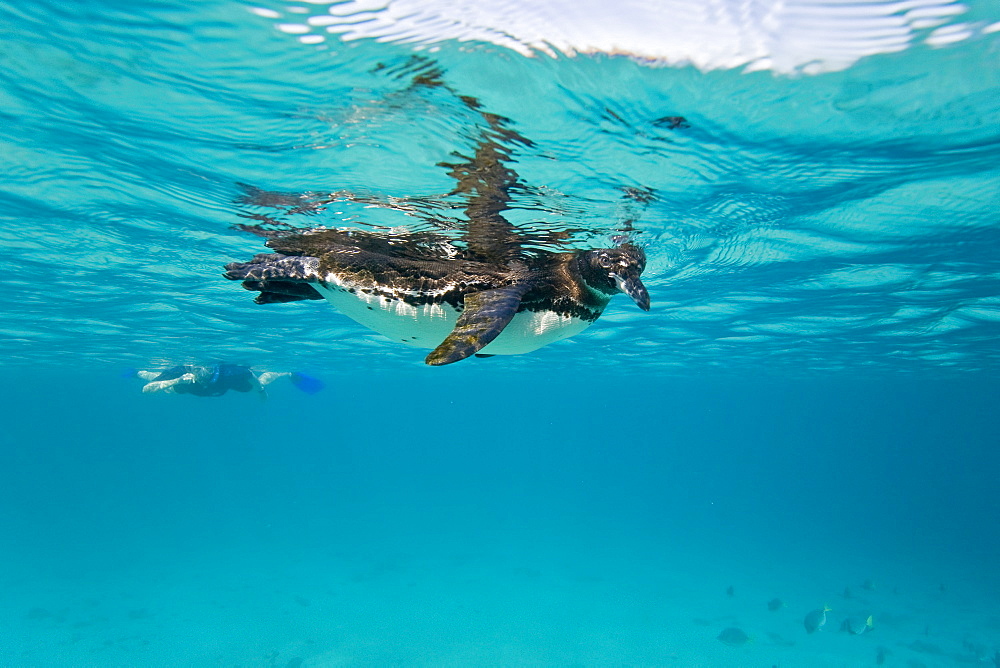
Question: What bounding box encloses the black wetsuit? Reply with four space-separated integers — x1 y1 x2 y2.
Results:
153 364 258 397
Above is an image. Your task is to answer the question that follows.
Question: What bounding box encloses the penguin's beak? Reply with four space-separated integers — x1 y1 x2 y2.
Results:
615 275 650 311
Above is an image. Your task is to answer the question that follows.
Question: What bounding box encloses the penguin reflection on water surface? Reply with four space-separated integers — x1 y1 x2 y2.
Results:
224 66 653 366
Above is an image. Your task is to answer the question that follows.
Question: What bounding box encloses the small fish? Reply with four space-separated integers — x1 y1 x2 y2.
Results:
840 615 874 635
717 627 751 647
804 606 832 633
842 586 853 599
862 579 876 591
876 646 889 665
726 585 735 598
767 598 785 611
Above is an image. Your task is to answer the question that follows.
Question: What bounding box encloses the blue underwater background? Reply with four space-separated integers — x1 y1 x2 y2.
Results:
1 0 1000 665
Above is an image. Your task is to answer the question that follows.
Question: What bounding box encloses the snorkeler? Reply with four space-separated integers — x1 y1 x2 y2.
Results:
129 363 324 397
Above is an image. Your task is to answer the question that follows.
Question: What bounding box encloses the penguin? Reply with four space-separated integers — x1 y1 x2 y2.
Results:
225 229 648 365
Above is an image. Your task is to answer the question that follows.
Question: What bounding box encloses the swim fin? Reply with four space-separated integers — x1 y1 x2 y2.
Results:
290 372 325 395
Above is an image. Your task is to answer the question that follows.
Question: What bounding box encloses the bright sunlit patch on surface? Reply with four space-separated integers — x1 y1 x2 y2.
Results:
250 0 988 73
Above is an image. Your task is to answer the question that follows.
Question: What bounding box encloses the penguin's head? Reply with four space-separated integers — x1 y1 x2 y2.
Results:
581 244 650 311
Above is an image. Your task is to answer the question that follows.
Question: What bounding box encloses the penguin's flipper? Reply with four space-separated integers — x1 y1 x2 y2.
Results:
425 284 529 366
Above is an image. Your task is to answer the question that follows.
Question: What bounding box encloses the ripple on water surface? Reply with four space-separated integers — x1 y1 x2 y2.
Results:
0 0 998 374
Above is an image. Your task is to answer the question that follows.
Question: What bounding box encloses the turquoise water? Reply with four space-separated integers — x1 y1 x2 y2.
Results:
2 0 999 665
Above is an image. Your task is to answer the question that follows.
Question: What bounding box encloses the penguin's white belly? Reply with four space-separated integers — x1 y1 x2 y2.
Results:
312 282 593 354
